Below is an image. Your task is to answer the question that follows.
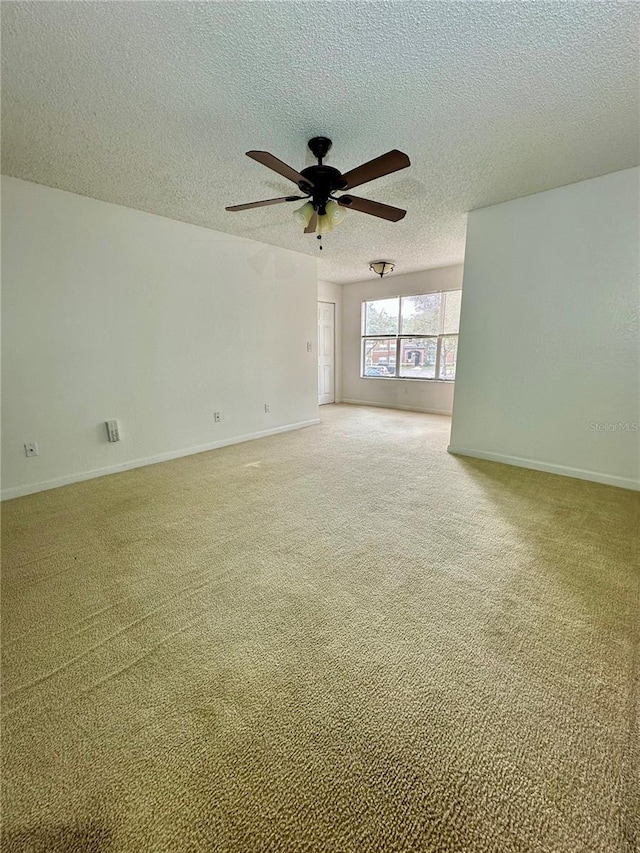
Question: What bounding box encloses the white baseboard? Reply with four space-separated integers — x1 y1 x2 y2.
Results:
1 419 320 501
341 399 452 417
447 445 640 492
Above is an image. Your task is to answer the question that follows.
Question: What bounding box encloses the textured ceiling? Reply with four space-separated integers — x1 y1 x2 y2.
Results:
2 2 639 283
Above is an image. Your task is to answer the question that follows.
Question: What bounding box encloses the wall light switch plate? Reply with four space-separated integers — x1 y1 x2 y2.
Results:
24 442 39 457
106 420 120 442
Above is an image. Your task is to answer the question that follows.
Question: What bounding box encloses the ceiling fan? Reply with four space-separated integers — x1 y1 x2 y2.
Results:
226 137 410 238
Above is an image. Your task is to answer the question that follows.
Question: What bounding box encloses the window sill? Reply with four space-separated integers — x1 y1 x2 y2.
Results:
361 376 455 383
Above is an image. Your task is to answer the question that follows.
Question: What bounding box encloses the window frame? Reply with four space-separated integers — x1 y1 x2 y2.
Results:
361 291 460 382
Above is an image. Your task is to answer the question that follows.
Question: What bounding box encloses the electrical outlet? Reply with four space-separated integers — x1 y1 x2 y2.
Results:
214 411 222 423
307 341 312 352
24 442 38 457
264 403 271 414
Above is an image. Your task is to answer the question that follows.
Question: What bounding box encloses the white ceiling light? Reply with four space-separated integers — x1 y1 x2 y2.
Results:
369 261 395 278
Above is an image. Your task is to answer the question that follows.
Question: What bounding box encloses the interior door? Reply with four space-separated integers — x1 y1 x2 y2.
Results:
318 301 335 405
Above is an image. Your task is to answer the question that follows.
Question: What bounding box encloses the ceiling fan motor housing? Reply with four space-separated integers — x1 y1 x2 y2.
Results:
298 165 347 214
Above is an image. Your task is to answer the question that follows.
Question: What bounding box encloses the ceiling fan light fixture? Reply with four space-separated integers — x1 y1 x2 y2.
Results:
325 200 346 226
293 201 314 227
317 214 334 235
369 261 395 278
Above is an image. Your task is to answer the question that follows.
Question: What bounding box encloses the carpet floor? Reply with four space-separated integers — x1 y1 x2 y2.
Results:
1 404 638 853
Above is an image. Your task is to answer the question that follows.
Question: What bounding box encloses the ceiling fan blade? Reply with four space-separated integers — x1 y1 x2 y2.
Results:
340 150 410 191
338 195 406 222
304 210 318 233
226 195 305 212
246 151 314 188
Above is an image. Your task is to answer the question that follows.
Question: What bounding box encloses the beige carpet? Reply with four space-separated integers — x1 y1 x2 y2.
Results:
2 404 638 853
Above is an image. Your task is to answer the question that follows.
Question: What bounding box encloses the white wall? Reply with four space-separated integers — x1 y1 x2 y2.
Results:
449 167 639 491
317 279 343 403
341 265 463 415
1 177 319 498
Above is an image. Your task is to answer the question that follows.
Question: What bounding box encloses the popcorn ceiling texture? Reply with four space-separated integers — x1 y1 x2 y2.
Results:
1 1 638 282
2 405 639 852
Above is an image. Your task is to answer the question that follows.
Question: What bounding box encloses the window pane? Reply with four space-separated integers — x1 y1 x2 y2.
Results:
364 299 399 335
443 291 462 334
399 337 437 379
363 338 396 376
400 294 442 335
438 335 458 380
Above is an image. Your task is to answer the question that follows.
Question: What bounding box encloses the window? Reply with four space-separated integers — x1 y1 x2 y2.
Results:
362 291 461 381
